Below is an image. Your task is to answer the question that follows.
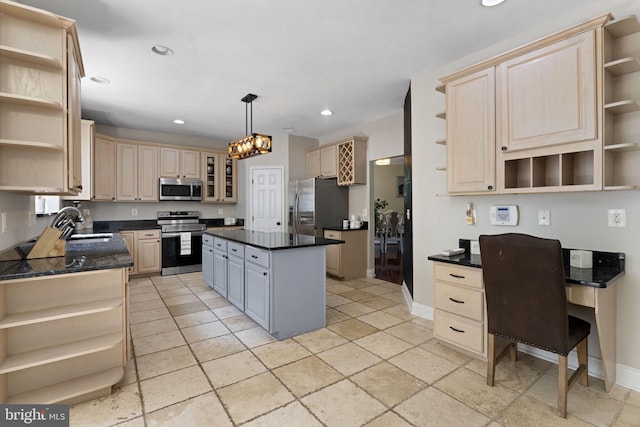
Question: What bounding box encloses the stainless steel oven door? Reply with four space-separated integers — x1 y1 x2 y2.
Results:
161 231 203 275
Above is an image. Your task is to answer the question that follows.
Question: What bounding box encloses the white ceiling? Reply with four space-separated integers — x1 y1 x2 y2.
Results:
17 0 599 142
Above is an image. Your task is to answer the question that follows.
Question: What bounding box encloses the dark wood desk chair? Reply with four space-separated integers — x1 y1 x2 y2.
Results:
479 233 591 418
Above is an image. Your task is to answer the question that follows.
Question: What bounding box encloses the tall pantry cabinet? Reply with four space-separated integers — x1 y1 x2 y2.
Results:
0 0 84 194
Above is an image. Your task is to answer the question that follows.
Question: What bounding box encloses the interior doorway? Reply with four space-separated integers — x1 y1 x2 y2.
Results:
372 156 404 284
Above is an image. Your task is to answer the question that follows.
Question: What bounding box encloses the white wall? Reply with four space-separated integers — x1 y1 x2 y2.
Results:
412 0 640 388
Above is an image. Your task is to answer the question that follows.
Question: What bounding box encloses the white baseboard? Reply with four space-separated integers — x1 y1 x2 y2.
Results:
402 302 640 393
367 268 376 278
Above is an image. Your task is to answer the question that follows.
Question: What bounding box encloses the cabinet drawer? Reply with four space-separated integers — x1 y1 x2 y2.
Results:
202 234 214 246
434 263 483 289
245 245 269 268
214 238 228 251
135 229 160 239
435 282 484 321
228 242 245 258
434 309 484 354
324 230 341 240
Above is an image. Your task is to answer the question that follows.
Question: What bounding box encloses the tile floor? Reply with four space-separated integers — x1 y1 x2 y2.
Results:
69 273 640 426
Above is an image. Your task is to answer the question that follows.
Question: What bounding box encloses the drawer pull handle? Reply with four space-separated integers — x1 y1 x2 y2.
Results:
449 273 465 279
449 326 465 333
251 255 258 259
263 272 268 276
231 249 237 252
449 297 465 304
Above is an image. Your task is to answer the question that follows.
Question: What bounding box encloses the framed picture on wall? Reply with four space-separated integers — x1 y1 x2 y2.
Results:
396 176 404 197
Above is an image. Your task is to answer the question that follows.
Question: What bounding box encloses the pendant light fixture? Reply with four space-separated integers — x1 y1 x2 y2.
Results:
228 93 272 159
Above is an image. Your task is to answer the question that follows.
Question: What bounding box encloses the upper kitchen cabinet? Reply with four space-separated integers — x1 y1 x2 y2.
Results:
116 142 158 201
444 68 496 193
306 145 337 179
337 136 367 186
62 119 94 201
0 0 84 194
160 147 200 179
201 151 237 203
92 134 116 201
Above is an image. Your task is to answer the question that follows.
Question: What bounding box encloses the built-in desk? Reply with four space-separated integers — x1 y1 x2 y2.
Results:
428 243 625 392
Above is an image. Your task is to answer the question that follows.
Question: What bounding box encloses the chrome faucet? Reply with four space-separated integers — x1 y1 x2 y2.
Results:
50 206 85 229
57 206 85 222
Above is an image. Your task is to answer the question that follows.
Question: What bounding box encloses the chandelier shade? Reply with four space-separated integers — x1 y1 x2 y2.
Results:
228 94 272 160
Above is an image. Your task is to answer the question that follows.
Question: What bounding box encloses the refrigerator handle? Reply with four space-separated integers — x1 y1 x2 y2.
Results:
294 191 300 232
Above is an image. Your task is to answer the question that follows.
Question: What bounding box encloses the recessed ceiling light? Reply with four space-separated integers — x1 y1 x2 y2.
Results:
481 0 505 6
90 76 110 84
151 45 174 56
321 109 333 116
173 119 185 125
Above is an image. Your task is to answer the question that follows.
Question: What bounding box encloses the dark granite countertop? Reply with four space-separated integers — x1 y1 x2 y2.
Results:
204 229 344 251
91 218 245 232
428 239 625 288
0 233 133 281
324 222 368 232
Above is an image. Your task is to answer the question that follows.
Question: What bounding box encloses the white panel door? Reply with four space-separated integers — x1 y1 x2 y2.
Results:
251 167 284 232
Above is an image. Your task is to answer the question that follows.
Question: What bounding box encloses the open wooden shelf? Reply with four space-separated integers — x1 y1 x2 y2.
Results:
0 299 122 329
604 57 640 76
604 142 639 152
605 15 640 39
0 333 122 374
604 100 640 114
0 44 62 69
0 138 64 151
6 367 123 404
0 92 62 110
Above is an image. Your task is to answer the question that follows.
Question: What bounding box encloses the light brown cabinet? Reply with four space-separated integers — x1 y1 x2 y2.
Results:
160 148 200 179
306 145 337 179
93 135 117 201
116 143 158 201
121 229 161 275
201 152 238 203
323 229 367 280
0 1 84 194
337 137 367 186
63 120 95 201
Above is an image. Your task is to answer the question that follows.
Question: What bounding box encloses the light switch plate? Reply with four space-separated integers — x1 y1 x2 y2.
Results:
1 212 6 233
608 209 626 227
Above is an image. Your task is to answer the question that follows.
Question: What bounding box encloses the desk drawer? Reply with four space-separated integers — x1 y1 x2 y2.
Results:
435 282 484 321
434 263 483 289
435 309 484 354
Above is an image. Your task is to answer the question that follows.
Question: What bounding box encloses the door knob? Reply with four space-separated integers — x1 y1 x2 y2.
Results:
276 222 281 225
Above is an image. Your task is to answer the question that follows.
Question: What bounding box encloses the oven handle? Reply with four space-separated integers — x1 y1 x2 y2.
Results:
161 231 204 238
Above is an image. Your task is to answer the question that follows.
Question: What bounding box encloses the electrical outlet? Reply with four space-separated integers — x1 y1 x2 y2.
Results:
362 208 367 217
1 212 6 233
131 208 138 216
218 208 224 215
538 210 550 226
608 209 626 227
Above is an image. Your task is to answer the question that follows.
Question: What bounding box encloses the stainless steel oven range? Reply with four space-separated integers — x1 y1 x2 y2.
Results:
157 210 206 275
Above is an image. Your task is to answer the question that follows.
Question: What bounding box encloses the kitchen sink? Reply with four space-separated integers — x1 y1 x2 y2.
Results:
67 233 113 244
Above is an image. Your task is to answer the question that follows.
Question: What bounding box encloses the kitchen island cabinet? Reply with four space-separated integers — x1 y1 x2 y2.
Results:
204 229 343 339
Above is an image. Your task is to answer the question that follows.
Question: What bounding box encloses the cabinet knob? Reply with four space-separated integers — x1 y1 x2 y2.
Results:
78 185 83 190
501 146 507 151
487 185 493 190
263 272 267 276
276 222 281 226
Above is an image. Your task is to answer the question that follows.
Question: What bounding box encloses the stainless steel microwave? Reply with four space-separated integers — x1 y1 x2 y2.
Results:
159 178 203 201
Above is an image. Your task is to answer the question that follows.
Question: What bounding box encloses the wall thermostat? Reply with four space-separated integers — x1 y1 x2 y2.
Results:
490 205 519 226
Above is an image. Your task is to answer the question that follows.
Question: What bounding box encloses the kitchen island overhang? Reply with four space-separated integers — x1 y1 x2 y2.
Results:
204 229 344 340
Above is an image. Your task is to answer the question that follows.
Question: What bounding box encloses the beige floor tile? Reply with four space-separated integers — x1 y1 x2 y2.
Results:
190 333 246 363
382 304 416 321
69 383 142 427
354 331 413 359
411 316 434 329
145 392 232 427
202 296 231 309
130 307 171 325
116 361 138 388
166 301 209 316
326 307 350 325
212 304 244 319
129 292 162 304
234 326 277 348
351 361 426 407
201 349 267 388
133 329 186 357
242 401 323 427
382 291 408 304
339 289 377 301
326 293 352 307
293 328 348 353
181 320 230 343
626 388 640 407
328 318 379 341
346 279 379 289
112 417 145 427
396 387 490 427
364 411 413 427
152 282 184 291
317 342 381 376
326 283 355 294
389 347 458 384
526 372 623 425
334 301 378 317
301 379 386 426
162 294 199 306
385 321 432 345
615 403 640 427
358 311 404 330
435 367 519 418
272 355 344 398
252 339 312 369
192 289 220 300
129 298 167 313
139 365 212 413
420 339 473 366
497 394 593 426
129 285 157 296
220 314 258 332
136 345 197 380
217 372 295 425
158 287 193 298
359 296 399 310
130 317 178 339
173 310 218 328
466 352 552 393
361 285 396 296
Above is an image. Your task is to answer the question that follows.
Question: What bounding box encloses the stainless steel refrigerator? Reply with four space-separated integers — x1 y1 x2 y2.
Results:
288 178 349 236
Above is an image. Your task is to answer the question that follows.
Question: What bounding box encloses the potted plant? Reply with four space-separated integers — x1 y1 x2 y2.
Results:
374 198 388 236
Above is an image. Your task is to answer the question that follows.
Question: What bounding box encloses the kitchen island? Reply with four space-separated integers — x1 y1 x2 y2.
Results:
0 234 133 404
203 229 343 340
